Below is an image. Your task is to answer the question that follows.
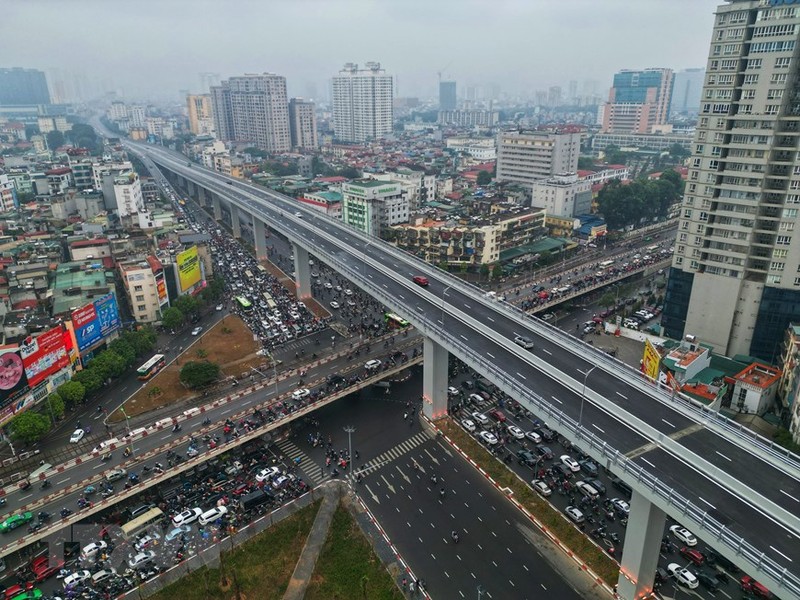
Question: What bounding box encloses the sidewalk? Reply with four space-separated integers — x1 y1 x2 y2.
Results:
282 482 341 600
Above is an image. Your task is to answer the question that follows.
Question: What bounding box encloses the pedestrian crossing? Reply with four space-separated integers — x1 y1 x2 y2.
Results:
350 430 432 480
275 438 327 485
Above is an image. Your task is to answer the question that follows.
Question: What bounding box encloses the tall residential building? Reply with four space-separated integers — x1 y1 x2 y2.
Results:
439 81 457 110
601 68 674 133
332 62 393 143
662 0 800 362
113 170 144 218
210 73 291 153
288 98 318 150
548 86 562 107
0 68 50 105
496 130 581 185
129 105 146 129
671 68 706 115
186 94 214 136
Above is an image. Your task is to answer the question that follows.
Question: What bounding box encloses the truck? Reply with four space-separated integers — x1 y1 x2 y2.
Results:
238 489 275 512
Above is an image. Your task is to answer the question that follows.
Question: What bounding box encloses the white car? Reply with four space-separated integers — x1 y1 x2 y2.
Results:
610 497 630 516
448 386 460 396
91 568 117 585
667 563 699 589
531 479 552 497
80 541 108 561
669 525 698 546
564 506 584 523
471 412 489 425
69 429 85 444
560 455 581 472
165 525 192 542
128 550 156 569
294 211 302 218
329 301 340 309
524 430 542 444
507 425 525 440
215 304 224 311
291 388 310 401
198 505 228 526
255 466 281 483
513 335 534 349
324 282 333 289
364 359 381 371
344 289 353 296
478 431 498 445
191 326 203 336
171 507 203 527
63 569 92 588
135 532 161 552
461 418 476 433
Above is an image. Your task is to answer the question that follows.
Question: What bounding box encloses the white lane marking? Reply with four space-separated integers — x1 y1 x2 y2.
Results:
487 353 495 359
487 317 494 323
770 546 793 562
551 395 562 404
541 348 552 355
221 408 232 415
616 392 627 400
56 477 70 485
715 451 731 462
398 294 405 300
19 494 32 501
464 303 471 309
368 274 373 279
160 433 171 440
640 457 656 469
516 372 527 380
779 489 798 502
382 284 388 288
460 335 468 341
661 419 675 428
243 399 253 405
699 497 717 510
592 424 605 434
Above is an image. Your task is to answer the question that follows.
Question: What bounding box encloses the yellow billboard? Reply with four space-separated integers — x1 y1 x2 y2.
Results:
641 338 661 381
177 246 202 292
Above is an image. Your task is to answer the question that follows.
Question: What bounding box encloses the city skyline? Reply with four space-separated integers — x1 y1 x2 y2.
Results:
4 0 718 101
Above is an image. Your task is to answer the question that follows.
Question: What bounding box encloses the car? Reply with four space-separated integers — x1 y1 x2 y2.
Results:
534 445 554 460
460 418 476 433
610 497 630 516
525 430 542 444
575 481 600 500
564 506 584 523
91 568 117 585
80 540 108 561
105 468 127 483
198 505 228 526
329 301 340 309
610 476 632 498
0 512 33 533
129 503 156 519
255 466 281 483
69 428 85 444
135 532 161 552
412 275 429 286
364 359 381 371
541 313 555 321
478 431 498 446
128 551 156 569
471 412 489 425
740 575 771 598
695 570 719 592
517 450 537 467
531 479 552 497
507 425 525 439
513 335 534 349
294 211 302 218
667 563 699 589
670 525 698 546
447 386 460 396
215 304 224 311
291 388 310 401
165 525 192 542
324 282 333 289
679 546 705 566
191 326 203 336
488 409 506 423
578 459 598 476
583 478 606 496
63 570 92 588
560 455 581 472
171 507 203 526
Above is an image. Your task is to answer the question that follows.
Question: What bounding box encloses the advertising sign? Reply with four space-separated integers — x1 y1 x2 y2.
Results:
641 338 661 382
95 293 121 337
156 272 169 306
20 326 70 388
177 246 202 292
0 347 29 408
71 302 102 352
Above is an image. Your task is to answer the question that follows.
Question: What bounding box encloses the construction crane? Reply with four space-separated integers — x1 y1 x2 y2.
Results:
437 61 453 83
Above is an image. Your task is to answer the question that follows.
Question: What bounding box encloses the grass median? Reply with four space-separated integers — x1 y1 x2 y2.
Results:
150 499 320 600
438 418 619 586
305 502 404 600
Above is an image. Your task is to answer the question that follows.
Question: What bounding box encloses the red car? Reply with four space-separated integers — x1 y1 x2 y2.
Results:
741 575 771 598
488 409 507 423
412 276 429 287
231 483 250 496
679 546 704 566
4 583 33 599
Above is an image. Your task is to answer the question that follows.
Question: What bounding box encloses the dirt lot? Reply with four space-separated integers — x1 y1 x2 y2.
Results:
111 315 264 421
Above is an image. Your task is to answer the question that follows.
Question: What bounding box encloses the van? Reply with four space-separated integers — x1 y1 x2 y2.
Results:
239 489 275 512
476 378 494 394
576 481 600 500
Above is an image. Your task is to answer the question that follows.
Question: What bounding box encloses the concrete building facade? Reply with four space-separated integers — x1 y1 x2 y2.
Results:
288 98 318 150
602 68 674 133
332 62 393 143
439 81 457 110
438 110 499 127
531 173 592 218
113 170 144 218
342 179 407 236
186 94 215 136
496 130 581 185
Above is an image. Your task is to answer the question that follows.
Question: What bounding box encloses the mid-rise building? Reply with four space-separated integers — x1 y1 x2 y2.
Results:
445 137 497 160
186 94 214 136
129 105 146 129
113 170 144 218
0 175 16 213
531 173 592 218
601 68 674 133
0 68 50 105
662 0 800 361
210 73 291 152
439 81 457 110
778 324 800 442
671 68 706 115
496 130 581 185
342 179 407 236
438 109 499 127
332 62 393 143
118 256 167 324
288 98 318 150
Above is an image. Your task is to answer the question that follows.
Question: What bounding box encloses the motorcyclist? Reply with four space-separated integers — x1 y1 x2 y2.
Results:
451 530 459 543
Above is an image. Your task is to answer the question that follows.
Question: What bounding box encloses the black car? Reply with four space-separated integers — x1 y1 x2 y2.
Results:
326 374 345 386
696 570 719 592
583 477 606 495
517 450 537 467
534 445 554 460
610 476 632 498
578 459 598 476
537 426 557 442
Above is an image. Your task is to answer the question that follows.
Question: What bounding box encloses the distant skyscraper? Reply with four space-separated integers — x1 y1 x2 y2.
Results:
439 81 457 110
601 68 674 133
199 72 220 92
288 98 318 150
671 68 705 115
331 62 393 143
186 94 214 136
662 1 800 361
568 80 578 104
210 74 291 152
548 86 562 107
0 68 50 105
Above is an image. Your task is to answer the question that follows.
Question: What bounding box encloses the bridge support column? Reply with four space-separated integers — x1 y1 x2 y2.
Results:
230 205 241 238
253 218 267 260
422 337 448 420
212 194 222 221
186 180 196 198
616 490 666 600
293 246 311 299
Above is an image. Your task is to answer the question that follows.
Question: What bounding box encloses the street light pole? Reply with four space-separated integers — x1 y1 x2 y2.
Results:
442 285 452 329
477 584 485 600
121 407 135 457
578 365 598 435
344 425 356 471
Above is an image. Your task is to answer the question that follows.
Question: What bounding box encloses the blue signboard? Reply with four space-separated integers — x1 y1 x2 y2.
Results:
95 293 121 337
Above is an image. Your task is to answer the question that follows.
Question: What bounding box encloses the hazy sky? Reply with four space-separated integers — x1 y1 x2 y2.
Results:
4 0 720 102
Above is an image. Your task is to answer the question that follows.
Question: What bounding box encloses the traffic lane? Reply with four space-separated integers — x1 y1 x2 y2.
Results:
636 446 800 565
362 437 583 600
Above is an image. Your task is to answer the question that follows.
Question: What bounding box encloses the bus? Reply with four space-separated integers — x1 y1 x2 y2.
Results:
646 244 660 254
235 296 253 311
263 293 278 311
137 354 166 380
244 269 254 280
120 507 164 540
599 260 615 268
257 265 267 274
384 313 410 329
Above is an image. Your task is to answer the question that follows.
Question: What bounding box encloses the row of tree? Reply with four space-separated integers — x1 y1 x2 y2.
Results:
9 328 158 444
45 123 101 155
596 170 684 231
161 278 225 331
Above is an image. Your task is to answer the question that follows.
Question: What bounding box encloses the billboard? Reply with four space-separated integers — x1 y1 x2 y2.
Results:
20 325 71 388
95 293 121 337
641 338 661 382
72 302 102 352
156 272 169 307
0 347 29 409
177 246 202 292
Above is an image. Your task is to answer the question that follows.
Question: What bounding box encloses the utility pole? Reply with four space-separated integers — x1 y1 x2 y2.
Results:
344 425 356 471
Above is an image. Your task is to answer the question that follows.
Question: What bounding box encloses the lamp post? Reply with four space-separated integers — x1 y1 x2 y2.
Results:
266 350 278 397
477 585 486 600
578 365 598 436
442 284 452 330
344 425 356 471
121 406 135 457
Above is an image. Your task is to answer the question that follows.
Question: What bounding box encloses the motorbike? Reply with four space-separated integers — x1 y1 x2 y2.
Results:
37 511 50 522
83 485 96 495
451 531 459 544
172 423 182 433
101 453 112 462
60 508 73 518
123 448 132 458
202 417 211 426
41 479 51 489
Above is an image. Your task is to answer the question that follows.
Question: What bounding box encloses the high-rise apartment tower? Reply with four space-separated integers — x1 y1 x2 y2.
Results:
332 62 393 143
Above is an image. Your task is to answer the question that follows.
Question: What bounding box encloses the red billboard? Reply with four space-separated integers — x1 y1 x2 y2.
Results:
20 325 71 388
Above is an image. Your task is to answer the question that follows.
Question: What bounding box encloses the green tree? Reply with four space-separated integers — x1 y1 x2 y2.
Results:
46 393 65 422
162 306 185 330
336 166 360 179
174 294 200 317
108 338 136 368
577 156 596 170
93 350 127 379
46 130 65 150
57 380 86 406
599 292 616 309
124 328 157 356
10 411 51 443
179 361 221 388
491 264 503 279
479 263 490 280
67 123 100 154
669 142 690 161
71 368 102 394
476 170 492 186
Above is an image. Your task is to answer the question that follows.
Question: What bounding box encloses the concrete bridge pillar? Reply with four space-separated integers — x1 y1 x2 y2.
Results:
230 205 241 238
253 218 267 260
422 337 448 420
617 490 666 600
293 245 311 299
212 194 222 221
